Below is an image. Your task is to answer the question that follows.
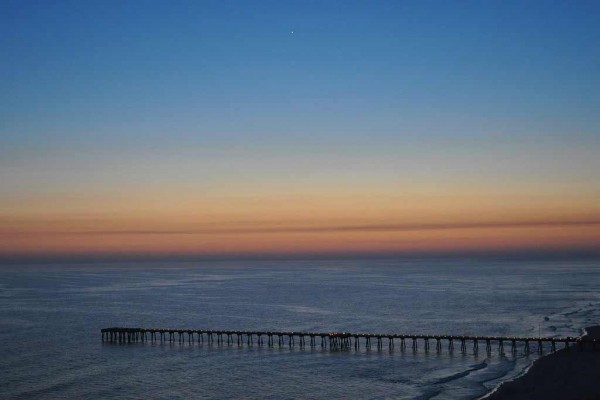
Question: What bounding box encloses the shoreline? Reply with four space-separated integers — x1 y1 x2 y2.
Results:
481 326 600 400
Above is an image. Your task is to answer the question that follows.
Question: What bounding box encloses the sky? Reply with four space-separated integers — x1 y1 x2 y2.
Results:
1 0 599 260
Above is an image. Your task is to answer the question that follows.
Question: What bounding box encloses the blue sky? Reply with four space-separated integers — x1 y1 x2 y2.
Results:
2 0 598 146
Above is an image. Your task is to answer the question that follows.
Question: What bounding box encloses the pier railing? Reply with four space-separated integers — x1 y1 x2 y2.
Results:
101 327 598 354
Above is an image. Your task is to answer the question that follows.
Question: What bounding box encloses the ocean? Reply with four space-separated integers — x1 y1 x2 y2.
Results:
1 259 599 399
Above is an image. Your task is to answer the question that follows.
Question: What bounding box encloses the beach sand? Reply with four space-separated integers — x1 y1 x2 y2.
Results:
485 326 600 400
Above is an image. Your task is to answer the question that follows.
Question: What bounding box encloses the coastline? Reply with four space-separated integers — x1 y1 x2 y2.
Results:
482 326 600 400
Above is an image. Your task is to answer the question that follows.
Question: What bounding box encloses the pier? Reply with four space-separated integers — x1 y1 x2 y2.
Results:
101 327 597 354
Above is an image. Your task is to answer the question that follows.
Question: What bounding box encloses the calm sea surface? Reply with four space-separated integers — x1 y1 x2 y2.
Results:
1 259 599 399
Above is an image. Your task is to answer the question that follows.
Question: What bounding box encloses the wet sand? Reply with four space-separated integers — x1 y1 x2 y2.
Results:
484 326 600 400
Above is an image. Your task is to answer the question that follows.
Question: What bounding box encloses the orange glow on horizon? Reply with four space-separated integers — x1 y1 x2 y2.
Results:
2 217 599 258
2 188 599 259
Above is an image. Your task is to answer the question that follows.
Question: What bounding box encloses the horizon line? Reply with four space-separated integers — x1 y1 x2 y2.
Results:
2 247 599 265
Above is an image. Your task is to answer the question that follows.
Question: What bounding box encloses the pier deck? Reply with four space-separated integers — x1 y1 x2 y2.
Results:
101 327 598 353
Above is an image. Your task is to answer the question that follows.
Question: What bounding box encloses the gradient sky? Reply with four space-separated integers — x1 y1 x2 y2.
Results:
1 0 599 259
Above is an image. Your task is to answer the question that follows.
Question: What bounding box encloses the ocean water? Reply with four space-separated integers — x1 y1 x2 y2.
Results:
1 259 599 399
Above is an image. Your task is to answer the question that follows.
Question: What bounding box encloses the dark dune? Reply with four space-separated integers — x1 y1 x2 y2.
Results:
484 326 600 400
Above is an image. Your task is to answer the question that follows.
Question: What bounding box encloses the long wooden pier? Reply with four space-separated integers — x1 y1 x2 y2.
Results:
101 327 598 354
